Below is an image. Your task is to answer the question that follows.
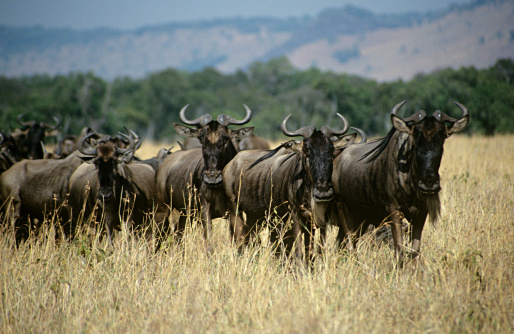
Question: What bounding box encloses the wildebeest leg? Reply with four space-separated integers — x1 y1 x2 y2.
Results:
103 208 118 248
228 210 246 254
297 206 314 264
334 201 355 251
390 211 405 267
289 212 304 266
318 227 327 258
8 195 30 244
154 204 174 250
303 221 314 265
200 200 214 255
105 223 114 248
60 214 76 241
269 223 280 256
10 195 22 220
410 213 427 262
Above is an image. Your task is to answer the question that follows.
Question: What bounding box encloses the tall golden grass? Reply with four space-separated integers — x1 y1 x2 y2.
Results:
1 135 512 333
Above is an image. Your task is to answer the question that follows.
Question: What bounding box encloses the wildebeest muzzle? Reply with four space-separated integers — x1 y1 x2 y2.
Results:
313 182 334 202
203 169 223 186
417 178 441 195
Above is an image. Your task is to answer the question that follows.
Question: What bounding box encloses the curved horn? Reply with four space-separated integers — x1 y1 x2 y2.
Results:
454 102 469 118
217 104 253 126
179 104 212 127
77 132 97 156
404 110 426 123
434 102 469 123
391 101 426 123
281 114 315 138
320 113 350 137
16 114 33 128
43 116 61 130
41 141 48 155
433 110 456 123
116 130 136 155
390 100 407 117
123 127 141 150
351 127 367 143
55 139 62 156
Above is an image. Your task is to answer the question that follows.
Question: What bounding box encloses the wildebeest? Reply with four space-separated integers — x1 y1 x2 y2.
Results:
137 145 174 172
11 114 61 160
331 101 470 264
68 130 156 245
177 137 201 151
53 134 79 158
154 105 254 252
0 150 84 242
238 134 271 150
222 113 357 264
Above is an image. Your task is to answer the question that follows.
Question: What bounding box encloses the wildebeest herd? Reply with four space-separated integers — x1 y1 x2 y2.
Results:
0 102 469 266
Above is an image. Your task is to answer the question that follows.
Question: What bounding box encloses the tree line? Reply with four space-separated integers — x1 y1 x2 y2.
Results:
1 57 512 141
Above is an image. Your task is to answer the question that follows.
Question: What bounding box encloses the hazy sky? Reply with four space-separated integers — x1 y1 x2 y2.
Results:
0 0 471 30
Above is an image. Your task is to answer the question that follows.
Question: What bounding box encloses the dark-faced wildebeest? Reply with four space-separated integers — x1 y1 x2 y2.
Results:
331 101 470 265
155 105 254 253
223 113 360 264
11 114 61 160
68 130 156 246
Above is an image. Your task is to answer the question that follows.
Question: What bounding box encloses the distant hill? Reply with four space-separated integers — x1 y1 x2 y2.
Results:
0 0 512 81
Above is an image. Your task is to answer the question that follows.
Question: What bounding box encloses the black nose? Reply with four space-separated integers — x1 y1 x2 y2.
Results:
418 179 441 194
203 170 223 186
313 187 334 202
98 190 114 201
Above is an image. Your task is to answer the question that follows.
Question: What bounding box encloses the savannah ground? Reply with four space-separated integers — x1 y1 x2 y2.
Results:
0 135 512 333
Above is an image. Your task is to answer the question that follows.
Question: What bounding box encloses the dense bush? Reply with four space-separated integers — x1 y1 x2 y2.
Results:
1 57 512 140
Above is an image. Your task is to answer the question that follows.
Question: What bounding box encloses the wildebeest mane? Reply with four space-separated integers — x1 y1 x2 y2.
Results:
249 141 294 169
360 127 397 163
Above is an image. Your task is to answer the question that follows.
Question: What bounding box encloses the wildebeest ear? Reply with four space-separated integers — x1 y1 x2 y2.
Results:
391 115 412 134
173 123 199 138
231 126 254 139
283 140 302 153
332 133 357 158
447 114 469 137
333 133 357 148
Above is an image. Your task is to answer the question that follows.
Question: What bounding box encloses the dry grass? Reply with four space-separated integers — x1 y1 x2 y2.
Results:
1 135 513 333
